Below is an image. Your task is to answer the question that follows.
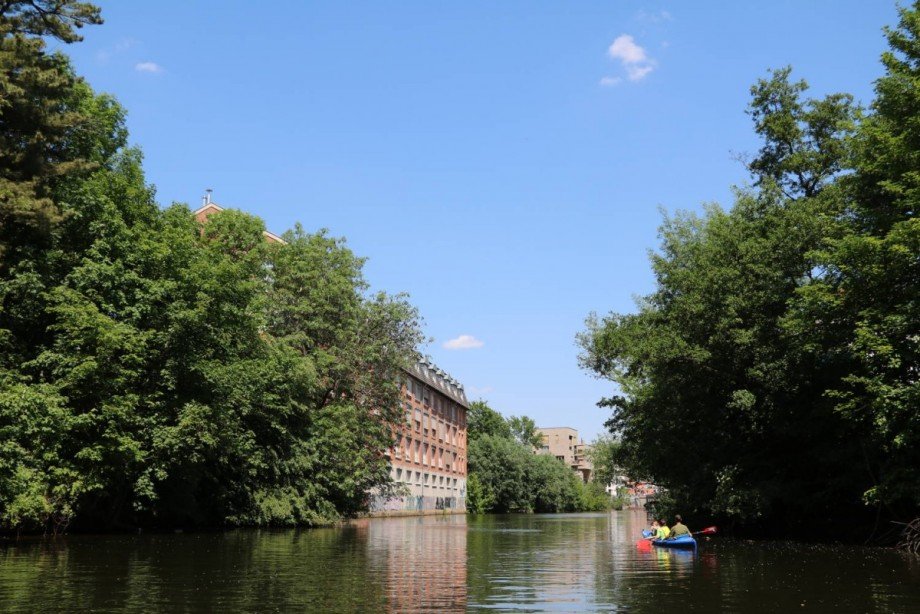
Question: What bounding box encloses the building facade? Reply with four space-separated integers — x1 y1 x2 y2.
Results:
536 426 593 482
371 358 469 514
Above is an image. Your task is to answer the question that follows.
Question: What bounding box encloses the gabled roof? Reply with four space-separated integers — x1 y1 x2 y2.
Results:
193 202 287 245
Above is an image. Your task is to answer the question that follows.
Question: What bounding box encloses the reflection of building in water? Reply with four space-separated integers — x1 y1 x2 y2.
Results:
367 516 468 611
535 426 593 482
370 358 469 514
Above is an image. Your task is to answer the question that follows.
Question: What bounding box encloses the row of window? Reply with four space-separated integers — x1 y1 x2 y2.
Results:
404 378 466 427
394 437 464 473
403 402 464 447
395 468 461 489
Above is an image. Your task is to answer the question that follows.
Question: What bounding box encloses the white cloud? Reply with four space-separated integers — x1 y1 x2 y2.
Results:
443 334 484 350
603 34 656 83
627 65 654 81
608 34 648 64
469 385 494 395
135 61 163 74
599 76 622 87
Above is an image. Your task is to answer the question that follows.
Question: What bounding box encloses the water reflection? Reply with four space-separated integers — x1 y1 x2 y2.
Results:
2 510 920 612
361 515 467 611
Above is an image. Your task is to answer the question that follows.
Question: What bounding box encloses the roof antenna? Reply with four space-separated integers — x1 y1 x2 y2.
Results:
202 188 213 206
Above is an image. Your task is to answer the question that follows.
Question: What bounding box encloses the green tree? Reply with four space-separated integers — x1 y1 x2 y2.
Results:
529 454 580 513
585 436 621 489
0 1 103 261
465 473 495 515
466 400 512 442
508 415 542 448
0 0 426 532
786 4 920 515
467 434 532 513
579 5 920 537
578 68 866 534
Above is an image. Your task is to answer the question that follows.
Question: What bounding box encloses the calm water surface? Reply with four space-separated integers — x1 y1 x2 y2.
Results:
2 509 919 612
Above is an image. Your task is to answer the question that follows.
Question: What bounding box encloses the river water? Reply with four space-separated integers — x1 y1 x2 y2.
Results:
2 509 919 612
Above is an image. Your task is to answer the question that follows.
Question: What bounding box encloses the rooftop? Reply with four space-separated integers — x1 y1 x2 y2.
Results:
407 357 469 408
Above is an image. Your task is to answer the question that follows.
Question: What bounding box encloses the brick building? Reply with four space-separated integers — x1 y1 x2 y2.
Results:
371 358 469 514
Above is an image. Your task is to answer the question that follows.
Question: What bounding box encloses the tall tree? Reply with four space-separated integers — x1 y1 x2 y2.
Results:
466 400 513 442
578 69 867 535
788 3 920 516
0 0 427 532
508 415 542 449
0 1 103 260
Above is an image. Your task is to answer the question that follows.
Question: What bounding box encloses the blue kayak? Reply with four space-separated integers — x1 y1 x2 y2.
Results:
651 534 697 549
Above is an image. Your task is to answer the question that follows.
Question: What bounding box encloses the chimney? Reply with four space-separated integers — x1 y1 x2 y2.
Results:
202 188 213 206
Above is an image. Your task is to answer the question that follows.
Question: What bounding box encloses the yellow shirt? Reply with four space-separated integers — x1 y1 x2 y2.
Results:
656 525 670 539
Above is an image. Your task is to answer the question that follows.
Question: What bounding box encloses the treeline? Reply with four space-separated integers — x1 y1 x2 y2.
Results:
0 2 423 533
579 3 919 540
465 401 614 514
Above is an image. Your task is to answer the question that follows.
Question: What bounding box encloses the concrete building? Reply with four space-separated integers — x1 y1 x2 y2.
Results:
371 358 469 515
536 426 593 482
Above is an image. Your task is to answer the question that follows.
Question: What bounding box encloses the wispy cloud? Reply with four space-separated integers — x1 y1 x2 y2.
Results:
603 34 656 84
443 334 484 350
636 9 672 23
469 385 494 395
135 61 163 74
96 38 138 63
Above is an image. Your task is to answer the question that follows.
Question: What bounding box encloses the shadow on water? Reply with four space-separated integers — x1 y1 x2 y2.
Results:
2 509 920 612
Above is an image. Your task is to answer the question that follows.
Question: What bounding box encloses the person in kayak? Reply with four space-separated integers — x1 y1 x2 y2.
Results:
656 518 670 539
669 515 690 538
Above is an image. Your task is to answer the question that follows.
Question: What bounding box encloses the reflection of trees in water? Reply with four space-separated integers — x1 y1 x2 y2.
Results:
0 529 390 611
3 513 920 611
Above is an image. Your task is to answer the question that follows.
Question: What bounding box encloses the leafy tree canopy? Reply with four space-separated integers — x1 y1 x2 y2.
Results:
579 2 920 539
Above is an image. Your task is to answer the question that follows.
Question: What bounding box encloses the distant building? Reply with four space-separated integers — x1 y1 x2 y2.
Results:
193 192 286 244
371 358 469 515
535 426 593 482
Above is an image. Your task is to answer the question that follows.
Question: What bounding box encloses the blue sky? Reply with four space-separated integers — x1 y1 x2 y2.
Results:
64 1 899 442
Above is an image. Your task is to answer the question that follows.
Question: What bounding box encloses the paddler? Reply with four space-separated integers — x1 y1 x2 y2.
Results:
670 515 690 537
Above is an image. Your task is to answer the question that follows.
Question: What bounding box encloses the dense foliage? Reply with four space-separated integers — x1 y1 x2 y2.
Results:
465 401 611 514
579 4 920 539
0 2 423 533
